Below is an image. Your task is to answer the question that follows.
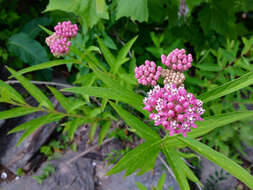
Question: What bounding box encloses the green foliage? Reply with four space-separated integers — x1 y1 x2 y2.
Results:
16 168 25 177
44 0 109 28
105 147 130 165
107 141 160 176
116 0 148 22
32 164 55 184
136 173 168 190
7 67 54 110
7 33 48 66
178 137 253 189
199 70 253 103
3 1 253 188
204 169 229 190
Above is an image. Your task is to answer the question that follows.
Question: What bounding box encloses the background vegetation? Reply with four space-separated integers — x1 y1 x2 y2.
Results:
1 0 253 189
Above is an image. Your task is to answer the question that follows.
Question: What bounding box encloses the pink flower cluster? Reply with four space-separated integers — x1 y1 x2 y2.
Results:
46 21 78 57
144 84 205 136
161 48 192 72
54 21 78 38
46 33 71 57
135 60 162 86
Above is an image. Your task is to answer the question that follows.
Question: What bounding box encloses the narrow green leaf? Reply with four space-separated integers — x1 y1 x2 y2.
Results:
110 102 160 141
107 141 160 176
136 182 148 190
9 113 64 145
157 173 166 190
89 122 99 142
163 111 253 148
9 59 81 78
188 111 253 138
0 80 26 104
48 86 71 113
163 147 190 190
9 113 63 134
68 99 86 113
65 117 88 140
0 107 38 120
181 160 202 186
83 53 107 72
7 67 54 110
199 71 253 103
112 36 138 74
178 137 253 189
97 37 116 68
62 86 144 114
98 121 111 145
88 64 147 115
38 25 53 35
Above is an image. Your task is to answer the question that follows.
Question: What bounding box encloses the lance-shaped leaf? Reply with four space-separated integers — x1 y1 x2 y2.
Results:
62 86 145 115
163 111 253 148
7 67 54 110
111 36 138 74
178 137 253 189
98 121 112 145
97 37 115 68
163 147 190 190
157 173 167 190
107 141 160 176
110 102 160 141
64 117 89 140
199 71 253 103
9 113 64 145
0 107 39 121
88 64 147 115
0 80 26 104
48 86 71 113
9 59 81 78
136 182 148 190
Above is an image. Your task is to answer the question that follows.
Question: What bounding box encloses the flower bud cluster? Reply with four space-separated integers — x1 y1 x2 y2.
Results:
161 48 192 72
54 21 78 38
160 69 185 86
46 33 71 57
45 21 78 57
135 60 162 86
144 84 205 137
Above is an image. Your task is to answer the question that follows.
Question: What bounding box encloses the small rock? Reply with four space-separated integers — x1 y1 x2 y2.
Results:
1 172 7 179
2 151 94 190
242 144 253 163
0 98 61 174
95 158 179 190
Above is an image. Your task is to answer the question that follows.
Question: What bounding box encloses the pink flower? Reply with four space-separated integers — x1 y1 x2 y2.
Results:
135 60 162 86
143 84 204 137
161 48 192 72
46 33 71 57
46 21 78 57
54 21 78 38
